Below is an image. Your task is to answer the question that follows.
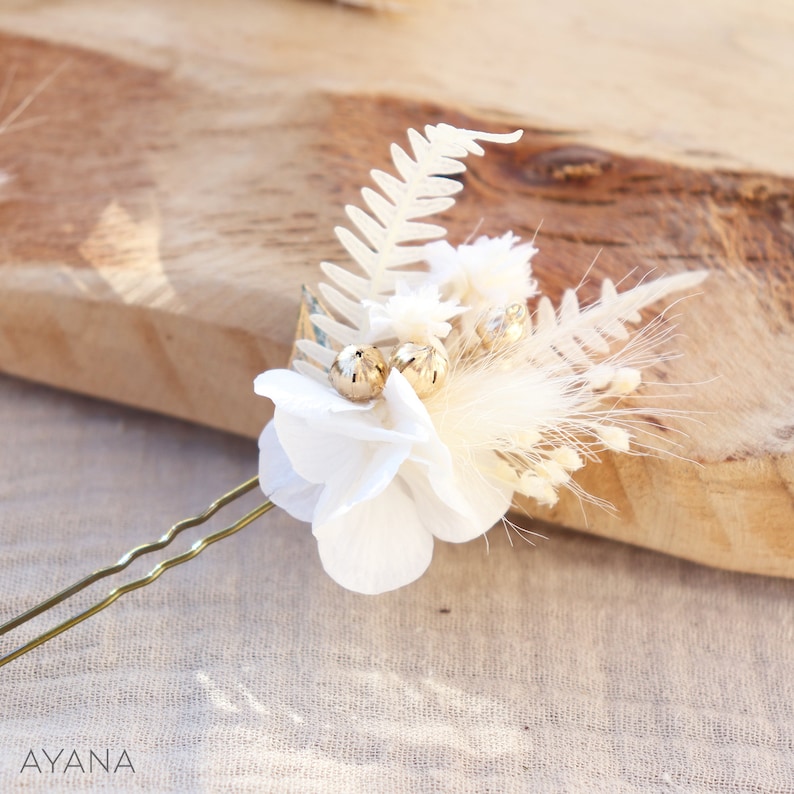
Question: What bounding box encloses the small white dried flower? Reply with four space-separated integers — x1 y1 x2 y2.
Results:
595 425 632 452
548 447 584 472
587 364 617 391
363 283 466 344
532 460 571 487
586 364 642 395
424 232 538 314
611 367 642 395
516 472 559 507
515 429 543 448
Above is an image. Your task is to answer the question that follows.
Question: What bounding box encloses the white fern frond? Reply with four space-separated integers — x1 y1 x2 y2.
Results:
310 314 360 348
303 124 522 370
317 283 368 328
293 358 332 386
295 339 337 369
525 270 707 368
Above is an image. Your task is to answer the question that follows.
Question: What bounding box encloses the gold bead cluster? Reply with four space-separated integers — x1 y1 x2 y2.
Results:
328 303 529 403
329 342 449 402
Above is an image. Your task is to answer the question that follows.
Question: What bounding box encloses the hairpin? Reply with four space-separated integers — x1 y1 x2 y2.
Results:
1 123 705 668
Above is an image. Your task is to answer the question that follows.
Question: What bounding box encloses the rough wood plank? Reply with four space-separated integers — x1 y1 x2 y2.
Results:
0 1 792 578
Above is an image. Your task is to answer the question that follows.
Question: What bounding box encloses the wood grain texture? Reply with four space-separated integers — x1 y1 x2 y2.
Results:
0 0 792 577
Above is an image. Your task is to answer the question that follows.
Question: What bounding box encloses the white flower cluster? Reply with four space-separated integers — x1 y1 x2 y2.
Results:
255 232 536 594
254 124 705 594
426 232 538 313
363 283 465 345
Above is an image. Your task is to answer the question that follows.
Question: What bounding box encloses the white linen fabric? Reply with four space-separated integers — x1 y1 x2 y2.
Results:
0 373 792 793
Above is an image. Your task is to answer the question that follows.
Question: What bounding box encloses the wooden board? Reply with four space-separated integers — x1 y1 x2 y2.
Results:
0 0 792 577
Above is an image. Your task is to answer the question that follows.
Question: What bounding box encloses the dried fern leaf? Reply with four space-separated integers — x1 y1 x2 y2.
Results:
526 270 707 368
302 125 522 372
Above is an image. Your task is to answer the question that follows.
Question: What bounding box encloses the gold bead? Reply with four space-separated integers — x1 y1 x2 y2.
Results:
476 303 528 351
389 342 449 398
329 345 388 402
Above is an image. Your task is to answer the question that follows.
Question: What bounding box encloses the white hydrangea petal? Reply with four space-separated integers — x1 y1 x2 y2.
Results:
262 369 427 446
313 479 434 594
312 436 416 524
305 406 422 444
408 445 458 505
381 369 440 436
403 452 513 543
273 409 369 484
258 421 322 522
254 368 371 417
273 410 413 524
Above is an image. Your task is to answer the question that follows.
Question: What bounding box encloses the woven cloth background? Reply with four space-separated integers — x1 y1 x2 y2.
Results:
1 372 792 793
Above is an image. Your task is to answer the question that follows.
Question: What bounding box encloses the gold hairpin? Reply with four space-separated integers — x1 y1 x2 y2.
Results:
3 121 706 667
0 476 272 669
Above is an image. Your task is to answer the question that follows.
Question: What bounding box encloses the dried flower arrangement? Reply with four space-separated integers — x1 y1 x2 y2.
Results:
254 124 705 594
0 122 704 667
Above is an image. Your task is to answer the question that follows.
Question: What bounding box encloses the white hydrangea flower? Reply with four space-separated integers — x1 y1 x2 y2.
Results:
255 368 512 594
362 282 467 344
424 232 538 313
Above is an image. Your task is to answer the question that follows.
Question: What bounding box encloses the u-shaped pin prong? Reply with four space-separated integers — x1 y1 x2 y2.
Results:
0 476 273 669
